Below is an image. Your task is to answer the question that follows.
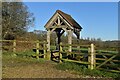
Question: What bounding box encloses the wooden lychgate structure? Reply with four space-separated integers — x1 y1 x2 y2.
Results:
44 10 82 52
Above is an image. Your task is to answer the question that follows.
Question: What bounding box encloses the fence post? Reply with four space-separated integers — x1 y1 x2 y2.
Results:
43 41 46 58
36 40 39 59
59 43 63 63
13 40 16 52
90 43 95 70
88 47 91 69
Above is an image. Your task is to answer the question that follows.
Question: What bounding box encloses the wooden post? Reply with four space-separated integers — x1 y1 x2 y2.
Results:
59 43 63 63
13 40 16 52
43 41 46 58
47 30 50 52
36 40 39 59
46 30 51 60
90 43 95 70
88 47 91 69
46 51 51 60
68 30 72 52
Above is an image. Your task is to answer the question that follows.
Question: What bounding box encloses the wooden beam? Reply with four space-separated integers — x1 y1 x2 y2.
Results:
47 30 50 51
62 59 90 65
68 30 72 52
60 22 63 25
58 17 60 25
55 22 58 26
45 13 58 28
102 55 115 64
96 54 117 68
58 14 73 30
50 27 57 34
62 28 68 33
49 25 67 29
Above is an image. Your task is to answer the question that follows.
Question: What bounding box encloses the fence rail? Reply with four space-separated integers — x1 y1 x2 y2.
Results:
1 40 120 73
1 40 50 59
59 43 119 73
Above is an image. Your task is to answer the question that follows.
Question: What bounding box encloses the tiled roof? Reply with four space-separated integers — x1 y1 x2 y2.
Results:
56 10 82 29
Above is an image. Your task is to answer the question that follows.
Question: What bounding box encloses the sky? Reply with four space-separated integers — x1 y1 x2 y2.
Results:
24 2 118 41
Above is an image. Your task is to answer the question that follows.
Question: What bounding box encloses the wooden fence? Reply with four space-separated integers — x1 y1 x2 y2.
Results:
0 40 51 60
59 43 120 73
1 40 120 73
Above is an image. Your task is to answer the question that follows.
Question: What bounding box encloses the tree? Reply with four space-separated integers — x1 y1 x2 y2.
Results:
2 2 34 39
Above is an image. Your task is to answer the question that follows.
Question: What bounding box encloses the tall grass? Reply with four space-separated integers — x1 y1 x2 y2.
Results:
55 62 120 78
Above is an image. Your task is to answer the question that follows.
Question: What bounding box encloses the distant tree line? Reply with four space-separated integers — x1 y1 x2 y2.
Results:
25 30 119 51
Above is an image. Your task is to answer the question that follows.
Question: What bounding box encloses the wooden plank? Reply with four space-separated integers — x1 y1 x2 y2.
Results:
102 55 115 64
95 58 120 62
1 40 47 44
60 51 86 55
16 41 35 43
95 53 117 56
60 44 90 47
96 62 119 68
0 40 13 42
62 59 90 65
96 54 118 68
95 51 118 54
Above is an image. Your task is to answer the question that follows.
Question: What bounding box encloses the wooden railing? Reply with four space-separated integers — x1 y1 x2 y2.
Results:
59 43 95 70
0 40 50 60
1 40 119 73
59 43 120 73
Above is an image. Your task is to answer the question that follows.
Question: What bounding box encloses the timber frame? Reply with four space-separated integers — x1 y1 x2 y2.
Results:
44 10 82 52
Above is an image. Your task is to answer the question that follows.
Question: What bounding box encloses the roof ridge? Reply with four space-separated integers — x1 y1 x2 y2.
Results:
56 10 71 17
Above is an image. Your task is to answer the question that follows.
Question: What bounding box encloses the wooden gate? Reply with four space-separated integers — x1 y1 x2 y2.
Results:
95 51 120 73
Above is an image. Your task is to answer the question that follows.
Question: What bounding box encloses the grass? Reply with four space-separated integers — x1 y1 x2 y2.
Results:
55 62 120 78
2 51 46 67
2 51 120 78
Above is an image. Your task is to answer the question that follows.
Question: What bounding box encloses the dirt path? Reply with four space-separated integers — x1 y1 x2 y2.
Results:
2 60 83 78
